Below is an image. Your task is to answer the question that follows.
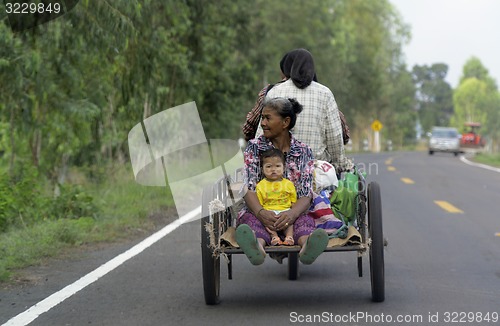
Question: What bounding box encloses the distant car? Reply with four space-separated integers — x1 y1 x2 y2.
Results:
428 127 461 156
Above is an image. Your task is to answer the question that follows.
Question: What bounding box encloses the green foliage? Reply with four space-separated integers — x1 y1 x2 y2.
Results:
0 164 44 231
50 184 99 220
0 164 100 232
1 0 418 173
384 67 417 147
460 56 498 90
453 58 500 151
451 78 489 130
0 164 171 283
412 64 454 131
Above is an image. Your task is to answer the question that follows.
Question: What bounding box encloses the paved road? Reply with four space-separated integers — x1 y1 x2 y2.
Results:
2 151 500 326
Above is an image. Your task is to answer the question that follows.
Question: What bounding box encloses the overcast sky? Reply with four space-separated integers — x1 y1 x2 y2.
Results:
390 0 500 88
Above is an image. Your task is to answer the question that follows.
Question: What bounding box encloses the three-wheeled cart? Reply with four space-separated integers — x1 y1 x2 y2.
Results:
201 168 385 305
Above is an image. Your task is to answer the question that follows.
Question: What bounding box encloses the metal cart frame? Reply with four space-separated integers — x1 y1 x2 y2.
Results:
201 167 385 305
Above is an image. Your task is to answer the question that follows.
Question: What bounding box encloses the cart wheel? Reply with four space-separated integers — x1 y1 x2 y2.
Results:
357 256 363 277
368 182 385 302
201 185 221 305
287 253 299 280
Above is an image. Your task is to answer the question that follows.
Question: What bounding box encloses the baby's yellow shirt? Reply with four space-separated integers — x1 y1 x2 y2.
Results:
256 178 297 211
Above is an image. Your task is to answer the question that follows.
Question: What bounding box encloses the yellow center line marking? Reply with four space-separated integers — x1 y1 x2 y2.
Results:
385 158 393 165
387 166 396 171
495 233 500 237
434 201 464 213
401 177 415 184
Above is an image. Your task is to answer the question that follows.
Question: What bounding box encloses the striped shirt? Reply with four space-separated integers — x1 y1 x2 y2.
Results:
259 79 353 171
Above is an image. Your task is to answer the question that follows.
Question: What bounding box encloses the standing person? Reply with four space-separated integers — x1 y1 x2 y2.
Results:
256 148 296 246
236 97 329 265
260 48 353 172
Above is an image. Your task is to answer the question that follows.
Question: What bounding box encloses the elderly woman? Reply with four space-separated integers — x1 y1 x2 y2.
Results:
236 97 329 265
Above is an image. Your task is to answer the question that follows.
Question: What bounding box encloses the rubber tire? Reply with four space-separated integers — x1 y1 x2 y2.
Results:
201 185 221 305
368 182 385 302
287 253 299 280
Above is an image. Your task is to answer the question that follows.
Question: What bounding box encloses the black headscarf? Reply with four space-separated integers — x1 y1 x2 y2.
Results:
279 48 317 89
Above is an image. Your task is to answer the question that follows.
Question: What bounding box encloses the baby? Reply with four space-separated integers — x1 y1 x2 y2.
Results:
256 148 296 245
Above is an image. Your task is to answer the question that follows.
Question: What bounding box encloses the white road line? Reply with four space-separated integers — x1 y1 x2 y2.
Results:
2 206 202 326
460 156 500 173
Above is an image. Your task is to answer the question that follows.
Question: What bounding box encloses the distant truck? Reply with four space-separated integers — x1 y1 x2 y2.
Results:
460 122 486 152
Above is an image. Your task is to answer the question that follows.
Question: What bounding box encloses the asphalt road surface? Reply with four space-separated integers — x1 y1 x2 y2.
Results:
2 151 500 326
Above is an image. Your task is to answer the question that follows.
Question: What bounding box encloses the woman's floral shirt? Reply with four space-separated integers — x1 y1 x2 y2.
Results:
242 134 314 215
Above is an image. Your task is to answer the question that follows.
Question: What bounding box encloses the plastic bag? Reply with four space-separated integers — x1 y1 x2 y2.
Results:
330 172 359 223
313 160 338 193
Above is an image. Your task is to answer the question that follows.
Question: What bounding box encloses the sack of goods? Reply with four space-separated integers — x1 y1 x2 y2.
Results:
312 160 338 193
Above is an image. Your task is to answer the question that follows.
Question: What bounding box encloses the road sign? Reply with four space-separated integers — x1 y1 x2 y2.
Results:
371 119 383 132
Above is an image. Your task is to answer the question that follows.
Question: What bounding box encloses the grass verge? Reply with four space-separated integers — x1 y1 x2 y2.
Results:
470 153 500 168
0 164 175 284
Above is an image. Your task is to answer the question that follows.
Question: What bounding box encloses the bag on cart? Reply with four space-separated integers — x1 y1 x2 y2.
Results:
312 160 338 193
330 172 359 223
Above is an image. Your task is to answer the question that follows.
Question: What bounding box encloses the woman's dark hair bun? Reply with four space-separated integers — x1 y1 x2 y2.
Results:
288 98 303 115
261 97 303 130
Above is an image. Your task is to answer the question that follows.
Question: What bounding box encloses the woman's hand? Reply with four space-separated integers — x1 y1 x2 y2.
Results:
274 210 297 231
258 209 279 231
274 197 311 231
